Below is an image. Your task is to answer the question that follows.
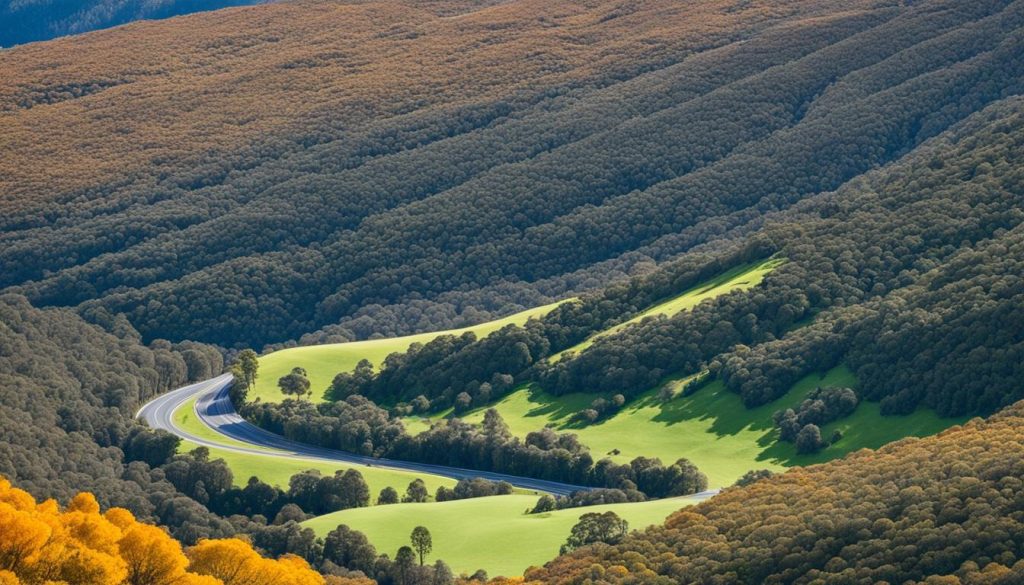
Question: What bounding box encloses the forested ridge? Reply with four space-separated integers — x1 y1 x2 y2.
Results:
4 0 1022 347
293 89 1024 423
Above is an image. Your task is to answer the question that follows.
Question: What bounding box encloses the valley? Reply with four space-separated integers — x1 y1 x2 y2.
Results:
2 0 1023 582
140 259 969 574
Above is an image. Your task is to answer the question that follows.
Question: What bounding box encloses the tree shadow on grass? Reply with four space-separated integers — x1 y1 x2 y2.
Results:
649 379 780 437
517 384 592 426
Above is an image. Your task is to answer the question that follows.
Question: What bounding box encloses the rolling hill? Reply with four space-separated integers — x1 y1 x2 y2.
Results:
302 494 708 577
251 301 567 403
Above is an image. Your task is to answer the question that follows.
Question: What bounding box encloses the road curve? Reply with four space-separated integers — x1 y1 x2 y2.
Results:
139 375 617 497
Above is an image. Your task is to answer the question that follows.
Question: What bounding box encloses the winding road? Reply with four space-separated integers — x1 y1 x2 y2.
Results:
139 374 663 497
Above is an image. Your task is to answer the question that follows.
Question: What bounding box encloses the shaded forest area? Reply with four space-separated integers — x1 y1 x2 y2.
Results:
4 0 1022 348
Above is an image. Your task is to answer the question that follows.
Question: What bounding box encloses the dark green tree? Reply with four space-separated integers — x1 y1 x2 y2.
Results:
796 424 824 454
378 486 399 505
410 526 432 566
531 494 556 514
278 366 311 399
394 546 416 585
402 479 428 503
238 349 259 390
560 511 629 554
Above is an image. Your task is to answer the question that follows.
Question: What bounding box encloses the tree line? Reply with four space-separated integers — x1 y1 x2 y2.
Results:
242 398 707 499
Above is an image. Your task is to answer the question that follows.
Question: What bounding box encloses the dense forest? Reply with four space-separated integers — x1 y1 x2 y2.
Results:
0 294 234 540
4 0 1021 349
0 294 488 583
298 88 1024 426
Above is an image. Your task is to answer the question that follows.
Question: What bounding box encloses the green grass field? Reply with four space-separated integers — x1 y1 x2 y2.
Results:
549 257 784 362
178 439 458 497
404 366 966 488
303 493 704 576
251 301 569 403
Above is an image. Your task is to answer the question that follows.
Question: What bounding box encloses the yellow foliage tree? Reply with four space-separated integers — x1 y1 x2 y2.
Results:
187 539 323 585
0 476 325 585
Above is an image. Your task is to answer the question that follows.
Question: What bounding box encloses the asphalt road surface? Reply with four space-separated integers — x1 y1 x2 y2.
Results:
138 373 720 500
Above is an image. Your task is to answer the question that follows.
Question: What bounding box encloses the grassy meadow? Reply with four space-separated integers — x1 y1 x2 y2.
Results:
303 493 705 576
250 301 569 403
404 366 965 488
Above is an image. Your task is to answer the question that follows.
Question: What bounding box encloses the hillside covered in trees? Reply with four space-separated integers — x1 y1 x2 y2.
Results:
3 0 1022 349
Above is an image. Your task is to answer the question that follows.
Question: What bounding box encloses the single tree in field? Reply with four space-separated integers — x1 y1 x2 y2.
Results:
278 366 311 399
402 479 428 503
795 424 824 454
378 486 399 505
238 349 259 389
410 526 432 565
560 511 629 554
531 494 556 513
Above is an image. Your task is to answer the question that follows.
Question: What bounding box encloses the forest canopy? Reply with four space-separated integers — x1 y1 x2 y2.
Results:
4 0 1022 349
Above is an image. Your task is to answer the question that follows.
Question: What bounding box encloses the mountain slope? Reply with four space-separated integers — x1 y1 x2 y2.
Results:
5 0 1022 348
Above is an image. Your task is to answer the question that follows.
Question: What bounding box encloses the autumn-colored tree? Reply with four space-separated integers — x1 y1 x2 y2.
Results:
0 476 327 585
187 538 323 585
